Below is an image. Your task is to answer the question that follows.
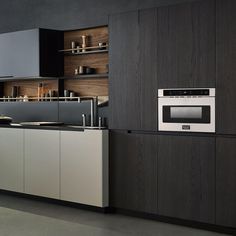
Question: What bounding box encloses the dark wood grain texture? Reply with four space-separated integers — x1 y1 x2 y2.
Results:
139 8 158 131
216 0 236 135
110 131 158 214
109 11 140 130
109 9 158 131
158 135 215 223
216 137 236 228
157 0 216 88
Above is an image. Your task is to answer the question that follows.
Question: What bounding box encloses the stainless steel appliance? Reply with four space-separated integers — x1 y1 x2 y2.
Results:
158 88 215 133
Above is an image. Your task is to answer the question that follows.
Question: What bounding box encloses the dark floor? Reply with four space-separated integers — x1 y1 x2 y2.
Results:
0 193 230 236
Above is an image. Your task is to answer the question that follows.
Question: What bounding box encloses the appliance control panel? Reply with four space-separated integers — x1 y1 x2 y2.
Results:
158 88 215 97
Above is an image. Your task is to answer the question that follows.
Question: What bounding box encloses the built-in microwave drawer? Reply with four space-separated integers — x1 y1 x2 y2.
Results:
158 88 215 133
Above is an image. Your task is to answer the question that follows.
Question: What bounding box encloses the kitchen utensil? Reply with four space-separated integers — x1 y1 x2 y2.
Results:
82 35 87 52
98 42 107 50
71 41 76 53
64 90 70 101
11 86 19 98
79 66 86 75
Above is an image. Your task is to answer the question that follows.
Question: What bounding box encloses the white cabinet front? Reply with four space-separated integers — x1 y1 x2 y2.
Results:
0 128 24 192
24 129 60 199
60 130 108 207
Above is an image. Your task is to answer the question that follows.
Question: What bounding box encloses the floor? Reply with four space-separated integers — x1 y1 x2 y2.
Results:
0 194 230 236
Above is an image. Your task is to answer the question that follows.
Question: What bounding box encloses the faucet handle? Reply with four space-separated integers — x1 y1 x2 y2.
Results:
82 114 86 127
98 117 102 128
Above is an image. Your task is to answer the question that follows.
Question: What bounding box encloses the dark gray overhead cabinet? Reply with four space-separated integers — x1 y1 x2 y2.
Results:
0 29 63 78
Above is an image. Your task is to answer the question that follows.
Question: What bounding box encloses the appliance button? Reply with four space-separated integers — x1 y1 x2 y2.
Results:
182 125 191 130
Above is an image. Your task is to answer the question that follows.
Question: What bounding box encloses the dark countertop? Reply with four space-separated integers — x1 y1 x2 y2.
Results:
0 123 108 132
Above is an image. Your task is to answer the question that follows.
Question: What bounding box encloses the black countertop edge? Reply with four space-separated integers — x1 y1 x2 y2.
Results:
109 129 236 138
0 124 108 132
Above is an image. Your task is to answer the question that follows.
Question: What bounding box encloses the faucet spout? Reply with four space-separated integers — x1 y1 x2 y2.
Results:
78 97 97 127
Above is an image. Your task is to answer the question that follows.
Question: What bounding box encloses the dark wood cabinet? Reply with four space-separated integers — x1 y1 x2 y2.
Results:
109 9 158 131
158 135 215 223
216 137 236 228
216 0 236 135
157 0 216 88
110 131 158 214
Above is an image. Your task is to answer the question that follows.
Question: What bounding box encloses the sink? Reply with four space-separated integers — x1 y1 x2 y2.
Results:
20 122 64 126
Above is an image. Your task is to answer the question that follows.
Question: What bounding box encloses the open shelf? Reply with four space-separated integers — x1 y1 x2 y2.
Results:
62 49 108 56
61 73 108 80
0 77 59 82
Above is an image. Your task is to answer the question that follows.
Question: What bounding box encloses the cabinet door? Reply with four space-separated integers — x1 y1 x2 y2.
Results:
60 130 108 207
0 128 24 192
109 11 139 130
216 0 236 135
158 135 215 223
109 9 158 131
110 131 158 214
216 138 236 228
24 129 60 199
157 0 215 88
0 29 40 78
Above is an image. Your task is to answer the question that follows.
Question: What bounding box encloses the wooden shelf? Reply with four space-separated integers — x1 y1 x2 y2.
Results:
0 77 59 82
59 44 108 52
62 74 108 80
62 49 108 56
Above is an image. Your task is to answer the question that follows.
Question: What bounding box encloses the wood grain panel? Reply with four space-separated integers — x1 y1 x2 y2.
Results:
158 135 215 223
63 26 109 98
64 79 108 96
109 11 140 130
216 0 236 134
157 0 215 88
64 26 108 49
110 131 158 214
64 53 108 77
3 80 58 98
216 137 236 228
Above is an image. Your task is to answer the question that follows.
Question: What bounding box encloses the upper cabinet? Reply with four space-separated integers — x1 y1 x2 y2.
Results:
109 0 216 131
109 9 158 131
0 29 63 78
216 0 236 135
157 0 216 88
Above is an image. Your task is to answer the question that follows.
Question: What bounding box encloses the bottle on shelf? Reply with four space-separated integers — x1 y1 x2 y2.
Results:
37 83 44 101
81 35 87 52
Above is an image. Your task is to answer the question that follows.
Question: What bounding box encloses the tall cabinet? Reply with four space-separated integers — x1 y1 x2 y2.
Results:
109 9 158 131
157 0 216 88
215 0 236 229
216 0 236 135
